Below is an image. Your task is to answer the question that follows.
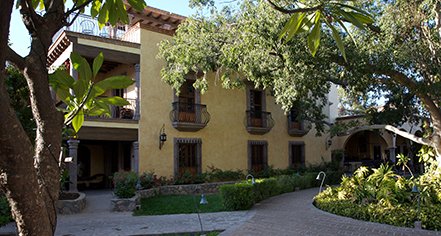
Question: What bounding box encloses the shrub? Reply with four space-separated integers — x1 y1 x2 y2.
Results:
206 165 244 182
253 178 279 202
139 172 170 189
220 182 254 210
111 170 138 198
172 171 207 185
0 196 13 227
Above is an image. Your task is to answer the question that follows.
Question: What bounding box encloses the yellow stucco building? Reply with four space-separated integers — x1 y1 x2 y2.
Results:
49 6 421 191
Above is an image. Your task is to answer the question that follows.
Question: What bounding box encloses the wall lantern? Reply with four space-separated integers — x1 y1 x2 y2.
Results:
326 139 332 150
159 124 167 150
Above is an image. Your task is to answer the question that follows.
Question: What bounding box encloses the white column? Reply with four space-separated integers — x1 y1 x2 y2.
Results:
133 64 141 120
68 138 80 192
388 146 397 164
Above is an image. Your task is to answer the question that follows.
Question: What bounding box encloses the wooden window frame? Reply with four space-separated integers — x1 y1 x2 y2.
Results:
247 140 268 172
174 138 202 175
289 141 305 167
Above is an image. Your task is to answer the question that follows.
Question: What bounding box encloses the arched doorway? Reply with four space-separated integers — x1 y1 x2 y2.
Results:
343 130 388 172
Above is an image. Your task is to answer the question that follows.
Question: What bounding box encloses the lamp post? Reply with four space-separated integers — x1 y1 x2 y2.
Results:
246 174 256 184
316 171 326 193
412 183 422 229
193 187 208 235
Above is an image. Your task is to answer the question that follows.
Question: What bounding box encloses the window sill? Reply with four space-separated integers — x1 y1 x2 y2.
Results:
172 122 207 132
288 129 309 137
246 126 272 135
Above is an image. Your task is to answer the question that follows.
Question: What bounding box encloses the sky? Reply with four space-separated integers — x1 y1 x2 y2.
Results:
8 1 207 57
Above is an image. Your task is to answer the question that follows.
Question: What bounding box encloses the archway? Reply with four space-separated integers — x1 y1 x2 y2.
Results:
343 130 388 172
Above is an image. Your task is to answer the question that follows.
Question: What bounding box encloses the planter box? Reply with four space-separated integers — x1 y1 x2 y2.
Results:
110 195 138 212
57 192 86 214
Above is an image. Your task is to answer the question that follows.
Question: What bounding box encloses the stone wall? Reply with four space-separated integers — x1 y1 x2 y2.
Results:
110 195 137 212
137 181 239 199
57 192 86 214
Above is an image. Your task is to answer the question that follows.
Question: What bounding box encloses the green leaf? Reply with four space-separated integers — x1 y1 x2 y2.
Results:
125 0 146 13
349 12 374 24
97 1 109 28
55 87 73 105
95 75 135 91
93 53 104 78
325 20 346 61
307 11 321 57
286 13 306 42
71 111 84 132
333 15 357 47
335 8 365 30
97 96 131 106
108 0 118 26
52 70 76 88
279 13 298 40
70 52 83 71
91 0 102 18
116 0 130 25
84 108 107 116
334 3 373 20
95 100 111 116
73 79 87 99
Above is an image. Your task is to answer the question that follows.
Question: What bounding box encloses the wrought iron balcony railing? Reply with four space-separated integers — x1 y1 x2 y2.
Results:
244 110 274 135
169 102 211 132
52 14 139 44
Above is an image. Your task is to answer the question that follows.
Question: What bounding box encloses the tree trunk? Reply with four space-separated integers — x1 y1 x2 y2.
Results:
1 0 64 234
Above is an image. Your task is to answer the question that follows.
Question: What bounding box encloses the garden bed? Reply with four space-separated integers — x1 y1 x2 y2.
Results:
57 192 86 214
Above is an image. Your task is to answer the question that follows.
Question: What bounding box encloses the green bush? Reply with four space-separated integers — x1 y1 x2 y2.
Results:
172 171 207 185
0 196 13 227
206 166 245 182
139 172 171 189
253 178 279 202
220 182 254 211
111 170 138 198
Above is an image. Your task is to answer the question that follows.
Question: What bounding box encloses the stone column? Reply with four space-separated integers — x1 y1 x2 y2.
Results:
133 141 139 174
388 146 397 164
133 64 141 120
68 138 80 192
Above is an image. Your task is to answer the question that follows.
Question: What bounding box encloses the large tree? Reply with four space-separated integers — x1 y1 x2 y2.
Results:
158 0 441 166
0 0 145 235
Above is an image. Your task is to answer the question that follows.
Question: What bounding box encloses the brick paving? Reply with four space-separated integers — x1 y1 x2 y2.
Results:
1 188 441 235
225 187 441 236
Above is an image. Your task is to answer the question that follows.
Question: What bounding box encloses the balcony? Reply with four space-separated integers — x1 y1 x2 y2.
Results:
169 102 211 132
244 110 275 135
52 14 139 44
287 114 309 137
85 97 138 120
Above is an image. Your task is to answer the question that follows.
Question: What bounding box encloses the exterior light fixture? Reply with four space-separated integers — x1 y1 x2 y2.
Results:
326 139 332 150
412 183 422 229
159 124 167 150
193 187 208 235
316 171 326 193
246 174 256 184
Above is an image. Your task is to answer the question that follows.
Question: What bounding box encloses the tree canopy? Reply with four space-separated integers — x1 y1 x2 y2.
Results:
158 0 441 164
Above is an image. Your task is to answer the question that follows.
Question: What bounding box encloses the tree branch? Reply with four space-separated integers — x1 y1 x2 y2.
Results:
65 0 94 17
5 46 26 72
265 0 321 14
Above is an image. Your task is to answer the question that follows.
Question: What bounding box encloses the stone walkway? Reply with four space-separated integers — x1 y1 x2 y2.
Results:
1 188 441 235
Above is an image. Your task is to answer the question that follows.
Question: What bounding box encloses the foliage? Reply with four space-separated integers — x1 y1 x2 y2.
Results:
0 196 13 227
206 165 245 182
111 170 138 198
139 172 171 189
220 171 344 210
220 182 255 211
172 171 207 185
49 52 135 132
59 169 72 193
4 66 36 142
133 194 225 216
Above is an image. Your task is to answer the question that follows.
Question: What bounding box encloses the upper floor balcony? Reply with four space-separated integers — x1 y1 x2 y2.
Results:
169 102 211 132
52 14 139 44
244 110 275 135
85 97 138 120
287 114 309 137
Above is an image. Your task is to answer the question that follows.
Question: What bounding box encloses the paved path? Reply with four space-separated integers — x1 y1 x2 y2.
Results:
1 188 441 235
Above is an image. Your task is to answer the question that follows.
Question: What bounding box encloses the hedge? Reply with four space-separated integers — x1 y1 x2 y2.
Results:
220 171 344 211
